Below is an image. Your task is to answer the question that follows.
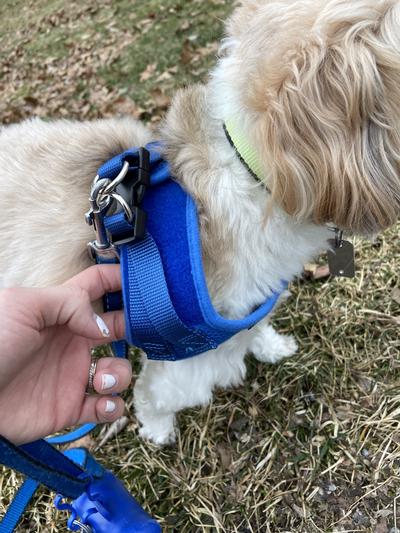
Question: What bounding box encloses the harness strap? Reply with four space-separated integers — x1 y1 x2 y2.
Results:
94 147 166 360
96 254 127 358
121 231 216 360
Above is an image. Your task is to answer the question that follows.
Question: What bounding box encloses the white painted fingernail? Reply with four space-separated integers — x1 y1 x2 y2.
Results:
105 400 116 413
94 314 110 337
102 374 116 390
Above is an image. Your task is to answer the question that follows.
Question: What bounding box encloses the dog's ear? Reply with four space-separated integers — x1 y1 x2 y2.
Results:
245 0 400 233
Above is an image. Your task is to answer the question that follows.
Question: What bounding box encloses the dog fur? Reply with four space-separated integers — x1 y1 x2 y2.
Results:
0 0 399 444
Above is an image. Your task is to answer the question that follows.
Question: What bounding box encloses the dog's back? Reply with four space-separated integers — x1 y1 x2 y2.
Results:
0 117 152 287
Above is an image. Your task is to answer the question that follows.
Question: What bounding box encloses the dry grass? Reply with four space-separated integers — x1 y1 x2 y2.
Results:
1 1 400 532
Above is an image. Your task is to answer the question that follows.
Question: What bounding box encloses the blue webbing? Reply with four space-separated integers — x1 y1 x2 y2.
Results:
0 437 105 533
0 479 39 533
0 437 88 500
121 232 216 360
46 423 96 445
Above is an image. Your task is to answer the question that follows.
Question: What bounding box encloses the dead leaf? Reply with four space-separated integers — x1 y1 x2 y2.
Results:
139 63 157 82
156 71 172 82
248 404 258 417
303 263 330 281
392 287 400 305
180 39 194 65
110 96 141 118
217 444 232 470
150 88 171 109
179 20 190 31
375 518 389 533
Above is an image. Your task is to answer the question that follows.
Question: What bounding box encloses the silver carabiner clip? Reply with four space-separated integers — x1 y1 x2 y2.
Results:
85 155 149 261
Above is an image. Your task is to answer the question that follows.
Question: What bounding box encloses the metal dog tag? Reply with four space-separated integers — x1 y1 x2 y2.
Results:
327 239 355 278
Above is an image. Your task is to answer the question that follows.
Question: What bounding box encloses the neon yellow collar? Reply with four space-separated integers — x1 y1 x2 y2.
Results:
223 117 266 185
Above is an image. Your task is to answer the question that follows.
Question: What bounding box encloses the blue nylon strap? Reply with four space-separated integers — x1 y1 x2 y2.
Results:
98 145 170 360
94 252 127 358
63 448 103 477
21 440 84 480
0 446 105 533
0 479 39 533
0 437 88 500
46 423 97 445
121 233 216 360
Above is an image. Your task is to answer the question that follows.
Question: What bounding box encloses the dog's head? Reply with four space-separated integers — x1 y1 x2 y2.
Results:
222 0 400 234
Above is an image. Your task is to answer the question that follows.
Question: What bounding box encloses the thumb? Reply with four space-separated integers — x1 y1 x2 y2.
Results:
35 286 111 341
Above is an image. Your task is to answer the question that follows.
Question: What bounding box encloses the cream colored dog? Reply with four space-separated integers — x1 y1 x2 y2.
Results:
0 0 399 444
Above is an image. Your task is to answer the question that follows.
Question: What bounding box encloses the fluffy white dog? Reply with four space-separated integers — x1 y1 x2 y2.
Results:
0 0 399 444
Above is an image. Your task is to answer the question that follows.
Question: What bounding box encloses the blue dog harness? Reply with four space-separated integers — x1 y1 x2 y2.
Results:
87 143 285 360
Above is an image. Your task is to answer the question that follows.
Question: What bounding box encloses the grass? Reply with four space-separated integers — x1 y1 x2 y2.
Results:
0 0 227 122
1 1 400 532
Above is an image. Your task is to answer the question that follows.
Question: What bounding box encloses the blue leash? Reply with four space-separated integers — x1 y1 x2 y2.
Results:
0 423 97 531
0 435 161 533
0 423 97 533
0 479 39 533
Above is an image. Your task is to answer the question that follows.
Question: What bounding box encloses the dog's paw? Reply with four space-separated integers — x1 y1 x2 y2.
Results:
249 324 298 364
139 424 176 446
136 409 176 446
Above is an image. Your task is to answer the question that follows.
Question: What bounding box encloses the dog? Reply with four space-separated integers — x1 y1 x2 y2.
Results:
0 0 399 445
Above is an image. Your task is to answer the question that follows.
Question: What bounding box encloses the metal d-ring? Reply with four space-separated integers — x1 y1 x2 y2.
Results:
109 191 134 222
89 177 112 212
102 161 130 196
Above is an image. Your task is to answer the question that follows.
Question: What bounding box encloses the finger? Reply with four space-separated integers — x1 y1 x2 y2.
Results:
78 395 126 425
64 264 121 302
92 357 132 394
91 310 126 345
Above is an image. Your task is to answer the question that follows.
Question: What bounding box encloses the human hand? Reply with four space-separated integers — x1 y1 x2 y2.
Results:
0 265 131 445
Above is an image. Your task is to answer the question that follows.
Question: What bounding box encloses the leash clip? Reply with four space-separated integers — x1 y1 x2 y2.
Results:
86 175 120 261
86 148 151 261
55 468 161 533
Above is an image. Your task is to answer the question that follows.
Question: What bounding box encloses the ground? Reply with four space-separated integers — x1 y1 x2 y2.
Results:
0 1 400 532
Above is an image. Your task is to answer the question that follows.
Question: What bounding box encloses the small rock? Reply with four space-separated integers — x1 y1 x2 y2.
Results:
352 509 370 527
326 483 337 494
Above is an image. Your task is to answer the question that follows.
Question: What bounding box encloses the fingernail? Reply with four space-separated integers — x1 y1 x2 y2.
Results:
105 400 116 413
94 314 110 337
102 374 117 390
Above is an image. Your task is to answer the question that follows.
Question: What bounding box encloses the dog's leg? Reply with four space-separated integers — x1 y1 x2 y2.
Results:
134 334 249 445
248 319 298 364
134 359 178 445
